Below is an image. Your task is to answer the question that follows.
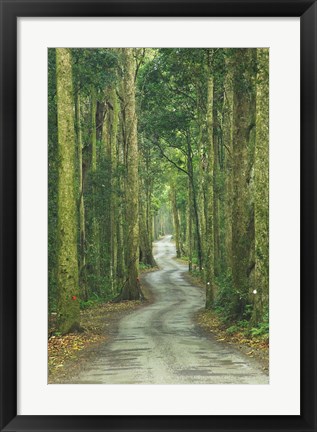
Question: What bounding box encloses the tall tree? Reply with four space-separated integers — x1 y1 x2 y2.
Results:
170 181 181 258
139 137 156 266
55 48 80 334
254 48 269 324
120 48 143 300
223 51 234 272
212 50 225 276
231 48 256 318
75 87 88 301
205 50 216 308
109 87 120 292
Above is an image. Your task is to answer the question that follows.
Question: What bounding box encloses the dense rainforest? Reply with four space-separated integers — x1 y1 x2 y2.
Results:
48 48 269 337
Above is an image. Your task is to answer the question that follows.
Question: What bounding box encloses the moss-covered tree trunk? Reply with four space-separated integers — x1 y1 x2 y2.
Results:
246 50 257 316
89 87 101 292
187 173 193 272
212 52 225 276
153 215 159 240
75 87 88 301
213 131 220 277
205 55 216 308
253 48 269 324
139 196 156 266
56 48 80 334
197 121 206 270
223 53 234 272
109 87 119 293
146 176 154 249
120 48 143 300
185 134 203 271
48 49 58 314
100 96 114 292
170 183 181 258
139 137 156 267
231 48 256 318
190 183 203 271
116 122 125 289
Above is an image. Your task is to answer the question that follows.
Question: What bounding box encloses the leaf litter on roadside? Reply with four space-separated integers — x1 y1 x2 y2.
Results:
48 300 143 382
196 310 269 372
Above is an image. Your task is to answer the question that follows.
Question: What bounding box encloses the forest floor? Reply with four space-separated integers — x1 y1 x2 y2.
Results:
181 270 269 373
195 310 269 373
48 270 156 383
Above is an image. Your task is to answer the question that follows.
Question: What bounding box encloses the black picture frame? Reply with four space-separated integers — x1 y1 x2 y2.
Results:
0 1 316 431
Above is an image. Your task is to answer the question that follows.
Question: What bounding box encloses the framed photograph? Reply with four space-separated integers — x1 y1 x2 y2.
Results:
0 0 316 431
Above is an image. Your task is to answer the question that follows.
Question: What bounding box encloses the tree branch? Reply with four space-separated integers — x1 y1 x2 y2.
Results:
153 140 190 177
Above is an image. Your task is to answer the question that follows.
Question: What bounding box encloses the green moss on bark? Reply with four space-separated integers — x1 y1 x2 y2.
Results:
120 48 143 300
205 69 216 308
231 49 256 318
56 48 80 334
254 48 269 324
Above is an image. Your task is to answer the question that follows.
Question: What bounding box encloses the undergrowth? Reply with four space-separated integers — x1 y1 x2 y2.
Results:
188 266 269 341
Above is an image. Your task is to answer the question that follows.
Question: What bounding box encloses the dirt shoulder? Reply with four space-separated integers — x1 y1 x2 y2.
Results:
48 274 155 384
183 269 269 375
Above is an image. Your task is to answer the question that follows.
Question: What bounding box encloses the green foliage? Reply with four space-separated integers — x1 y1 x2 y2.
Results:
250 322 269 338
226 325 239 335
79 299 96 310
79 291 112 310
250 308 269 339
212 272 255 324
213 273 235 321
72 48 118 94
139 262 152 271
223 312 268 340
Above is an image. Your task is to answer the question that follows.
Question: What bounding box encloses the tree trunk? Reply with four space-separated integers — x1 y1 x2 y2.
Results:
212 49 225 276
90 86 101 292
223 52 234 272
139 198 156 266
100 100 111 287
187 139 203 270
116 131 125 288
120 48 143 300
205 64 216 308
56 48 80 334
213 89 220 277
231 48 256 318
109 87 119 293
76 87 88 301
139 137 156 267
253 48 269 324
213 143 220 277
170 183 181 258
196 105 206 271
187 171 193 272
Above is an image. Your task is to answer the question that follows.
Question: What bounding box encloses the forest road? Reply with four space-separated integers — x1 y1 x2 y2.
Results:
72 235 269 384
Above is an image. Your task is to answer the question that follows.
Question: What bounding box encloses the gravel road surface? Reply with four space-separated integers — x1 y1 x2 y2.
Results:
72 235 268 384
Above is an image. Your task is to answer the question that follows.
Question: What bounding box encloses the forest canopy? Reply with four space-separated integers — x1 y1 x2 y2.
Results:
48 48 269 336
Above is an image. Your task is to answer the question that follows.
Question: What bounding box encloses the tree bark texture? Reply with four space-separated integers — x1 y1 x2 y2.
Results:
120 48 143 300
253 48 269 324
56 48 80 334
232 48 256 317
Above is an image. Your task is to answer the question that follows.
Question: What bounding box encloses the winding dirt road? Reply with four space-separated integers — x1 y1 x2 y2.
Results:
72 236 268 384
